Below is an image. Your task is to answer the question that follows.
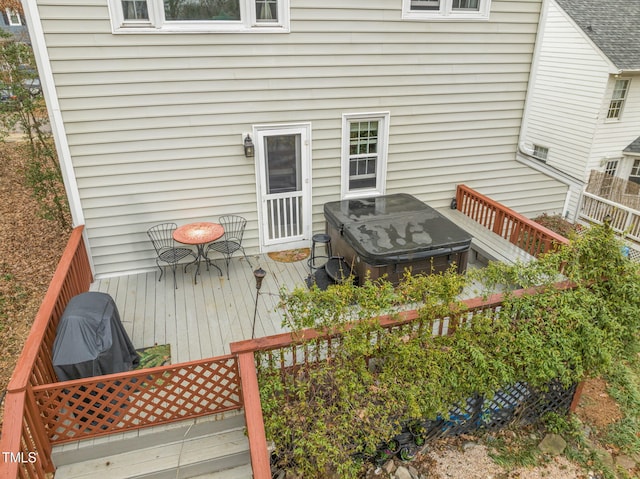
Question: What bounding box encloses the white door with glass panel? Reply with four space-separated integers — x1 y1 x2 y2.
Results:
255 124 311 251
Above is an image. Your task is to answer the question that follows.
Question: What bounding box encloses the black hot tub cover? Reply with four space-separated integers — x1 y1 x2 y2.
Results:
323 193 472 265
52 292 140 382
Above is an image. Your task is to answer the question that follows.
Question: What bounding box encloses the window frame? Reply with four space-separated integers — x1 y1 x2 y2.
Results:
340 112 390 200
606 78 630 121
402 0 491 21
628 158 640 185
108 0 289 33
532 144 549 162
6 9 21 26
604 159 618 177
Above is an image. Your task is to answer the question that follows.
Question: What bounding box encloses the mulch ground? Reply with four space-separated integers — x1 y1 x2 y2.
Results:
0 142 70 426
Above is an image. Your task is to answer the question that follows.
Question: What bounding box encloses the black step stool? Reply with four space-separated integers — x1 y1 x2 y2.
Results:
308 233 332 272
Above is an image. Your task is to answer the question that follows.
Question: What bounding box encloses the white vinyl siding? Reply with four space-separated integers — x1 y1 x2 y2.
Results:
523 0 611 180
34 0 568 276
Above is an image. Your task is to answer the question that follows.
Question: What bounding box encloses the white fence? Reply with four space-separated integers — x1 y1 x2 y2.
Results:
579 191 640 261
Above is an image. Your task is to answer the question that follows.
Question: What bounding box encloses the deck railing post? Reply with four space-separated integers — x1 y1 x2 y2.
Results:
569 382 585 414
236 352 271 479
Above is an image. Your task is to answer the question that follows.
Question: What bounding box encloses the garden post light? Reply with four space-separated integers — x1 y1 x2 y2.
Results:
252 267 266 339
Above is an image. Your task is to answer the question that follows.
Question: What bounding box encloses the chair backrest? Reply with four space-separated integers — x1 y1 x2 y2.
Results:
147 223 178 254
219 215 247 243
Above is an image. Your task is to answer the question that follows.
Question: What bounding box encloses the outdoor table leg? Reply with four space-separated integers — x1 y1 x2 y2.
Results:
187 244 223 284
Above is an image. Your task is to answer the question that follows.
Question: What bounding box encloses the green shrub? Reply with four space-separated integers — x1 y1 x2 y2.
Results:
259 224 640 478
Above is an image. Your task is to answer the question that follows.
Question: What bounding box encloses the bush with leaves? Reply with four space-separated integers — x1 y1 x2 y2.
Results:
258 224 640 478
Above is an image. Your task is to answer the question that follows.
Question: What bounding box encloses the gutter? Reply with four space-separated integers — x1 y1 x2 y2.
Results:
517 143 585 189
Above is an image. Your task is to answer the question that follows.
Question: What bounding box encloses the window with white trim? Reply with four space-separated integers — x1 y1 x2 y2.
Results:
607 79 630 120
604 160 618 177
402 0 491 20
628 159 640 185
5 9 21 26
341 112 390 199
601 159 619 196
532 144 548 162
110 0 289 33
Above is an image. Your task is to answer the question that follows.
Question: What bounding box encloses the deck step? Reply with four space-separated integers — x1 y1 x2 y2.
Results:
190 463 253 478
53 414 251 479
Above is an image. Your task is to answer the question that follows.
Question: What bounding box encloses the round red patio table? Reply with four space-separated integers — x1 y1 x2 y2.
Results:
173 222 224 284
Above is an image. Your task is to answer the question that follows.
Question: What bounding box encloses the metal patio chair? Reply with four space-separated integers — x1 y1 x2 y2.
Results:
206 215 252 279
147 223 197 289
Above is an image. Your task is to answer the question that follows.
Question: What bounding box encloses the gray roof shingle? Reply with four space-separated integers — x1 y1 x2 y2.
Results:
624 137 640 154
555 0 640 71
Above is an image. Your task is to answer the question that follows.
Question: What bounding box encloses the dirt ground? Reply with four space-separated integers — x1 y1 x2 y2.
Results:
0 142 70 424
0 142 625 478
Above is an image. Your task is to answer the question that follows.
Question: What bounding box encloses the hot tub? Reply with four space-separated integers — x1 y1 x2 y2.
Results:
323 194 472 285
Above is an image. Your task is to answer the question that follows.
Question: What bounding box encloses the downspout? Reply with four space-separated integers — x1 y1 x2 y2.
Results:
517 0 584 221
21 0 95 269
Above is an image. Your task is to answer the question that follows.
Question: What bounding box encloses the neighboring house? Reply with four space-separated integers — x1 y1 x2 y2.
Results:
0 8 28 41
518 0 640 221
21 0 570 278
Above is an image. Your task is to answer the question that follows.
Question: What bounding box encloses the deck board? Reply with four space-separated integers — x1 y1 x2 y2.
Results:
90 253 310 361
90 246 493 363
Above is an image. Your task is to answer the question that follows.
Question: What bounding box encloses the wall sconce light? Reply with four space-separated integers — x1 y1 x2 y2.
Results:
244 134 255 158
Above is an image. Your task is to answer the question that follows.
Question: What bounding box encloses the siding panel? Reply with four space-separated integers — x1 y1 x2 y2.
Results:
523 1 610 179
34 0 568 276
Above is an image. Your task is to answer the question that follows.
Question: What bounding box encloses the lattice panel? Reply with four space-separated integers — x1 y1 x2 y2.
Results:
419 380 576 441
624 241 640 263
33 357 242 443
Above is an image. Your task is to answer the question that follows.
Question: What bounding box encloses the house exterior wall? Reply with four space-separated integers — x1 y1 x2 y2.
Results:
589 73 640 177
32 0 568 277
523 0 611 182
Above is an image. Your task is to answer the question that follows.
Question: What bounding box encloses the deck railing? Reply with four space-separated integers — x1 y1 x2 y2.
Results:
32 355 242 444
230 282 581 479
0 226 93 479
0 187 578 479
456 184 569 256
0 226 246 479
579 191 640 242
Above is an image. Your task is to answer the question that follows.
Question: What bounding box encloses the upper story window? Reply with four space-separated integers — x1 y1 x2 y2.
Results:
5 9 22 26
402 0 491 21
606 79 630 120
111 0 289 33
341 112 390 199
532 144 549 162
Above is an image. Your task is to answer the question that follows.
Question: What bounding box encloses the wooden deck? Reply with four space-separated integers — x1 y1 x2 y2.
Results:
90 249 491 365
90 253 309 363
